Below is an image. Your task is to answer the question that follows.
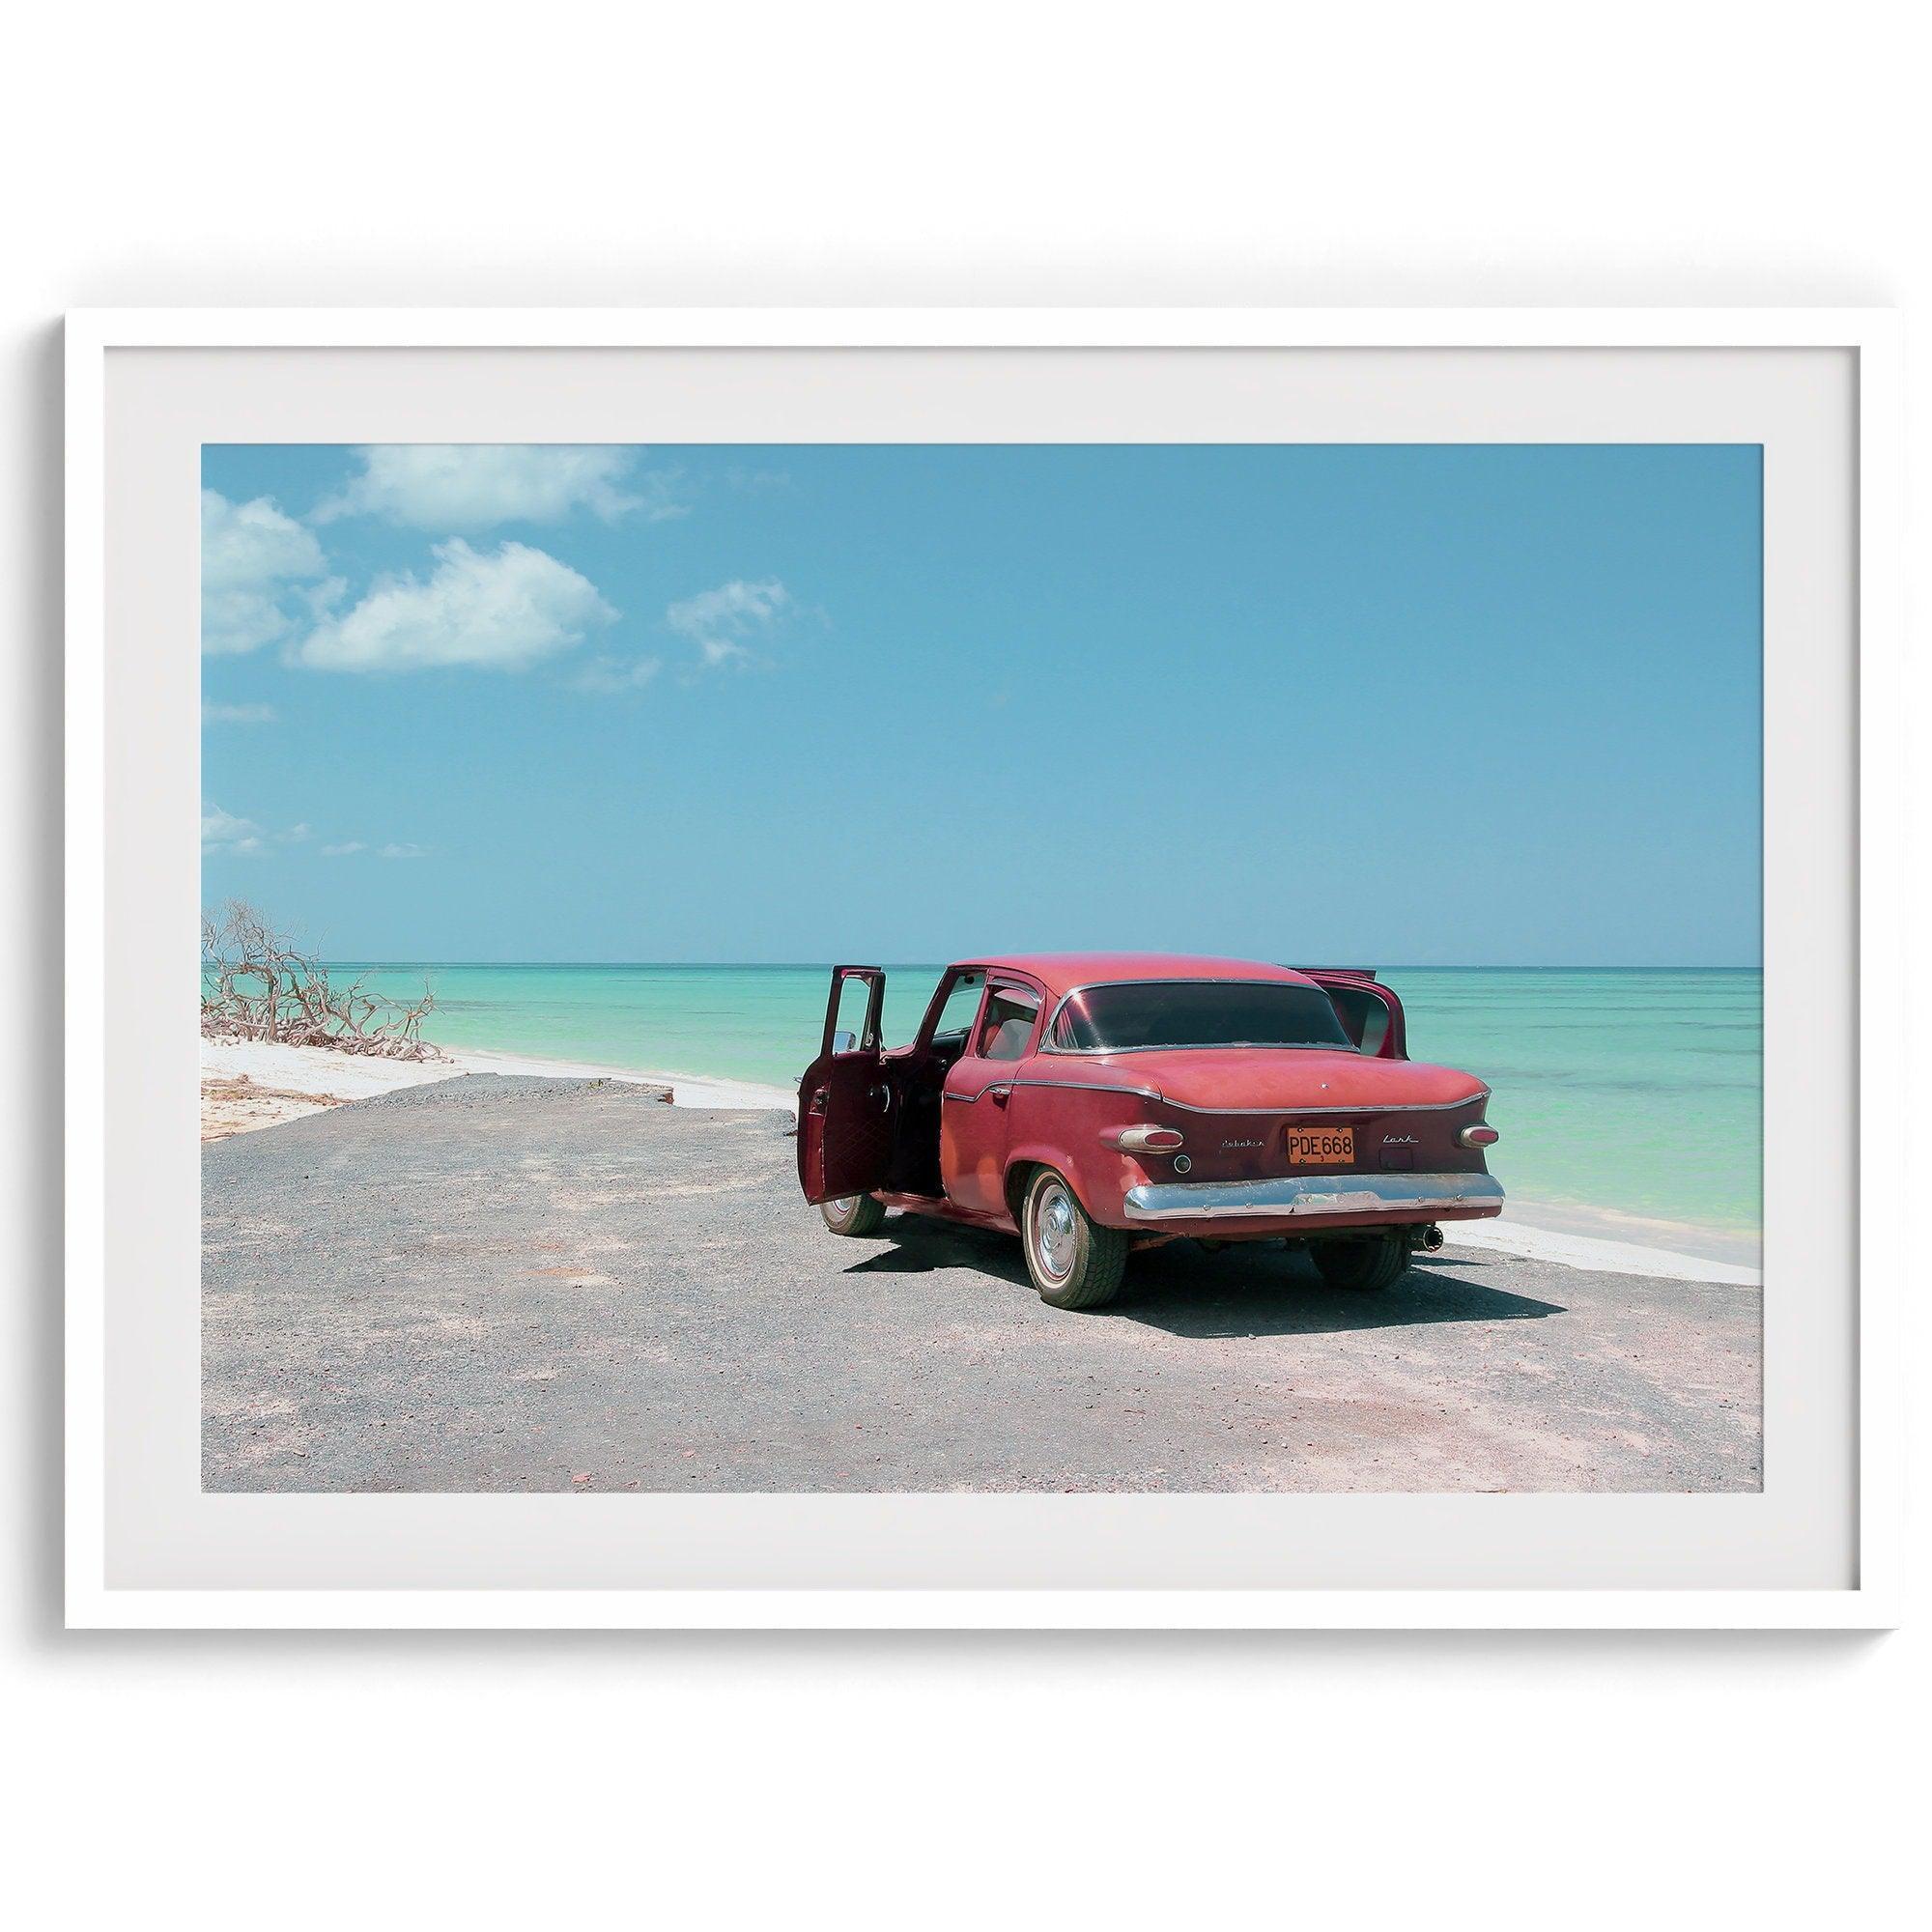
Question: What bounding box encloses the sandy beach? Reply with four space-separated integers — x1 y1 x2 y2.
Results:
200 1034 797 1138
201 1035 1757 1286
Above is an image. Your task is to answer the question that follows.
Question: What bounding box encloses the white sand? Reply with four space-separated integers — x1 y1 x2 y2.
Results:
1446 1215 1758 1287
200 1037 1757 1285
200 1035 798 1119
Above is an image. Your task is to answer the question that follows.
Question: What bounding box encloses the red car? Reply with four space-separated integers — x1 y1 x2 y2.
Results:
797 953 1503 1309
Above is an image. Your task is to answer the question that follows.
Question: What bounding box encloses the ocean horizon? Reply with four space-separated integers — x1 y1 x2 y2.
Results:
316 961 1762 1257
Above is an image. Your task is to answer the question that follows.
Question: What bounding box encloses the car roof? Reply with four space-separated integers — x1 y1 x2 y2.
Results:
956 953 1319 1001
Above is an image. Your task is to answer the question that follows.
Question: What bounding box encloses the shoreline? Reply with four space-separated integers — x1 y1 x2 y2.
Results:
201 1033 798 1118
200 1035 1759 1287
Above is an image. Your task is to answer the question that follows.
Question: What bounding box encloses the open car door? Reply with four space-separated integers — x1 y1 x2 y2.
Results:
797 966 895 1204
1299 967 1407 1060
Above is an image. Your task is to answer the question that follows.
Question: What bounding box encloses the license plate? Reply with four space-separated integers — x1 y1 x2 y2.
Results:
1285 1125 1354 1165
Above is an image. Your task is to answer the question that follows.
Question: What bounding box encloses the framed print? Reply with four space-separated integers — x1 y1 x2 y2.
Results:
65 308 1902 1628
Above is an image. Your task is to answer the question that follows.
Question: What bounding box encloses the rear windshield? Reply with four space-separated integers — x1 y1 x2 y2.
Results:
1053 980 1350 1052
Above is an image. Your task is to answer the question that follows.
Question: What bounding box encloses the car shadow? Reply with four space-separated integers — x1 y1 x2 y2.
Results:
1106 1244 1565 1339
842 1215 1035 1290
843 1216 1566 1337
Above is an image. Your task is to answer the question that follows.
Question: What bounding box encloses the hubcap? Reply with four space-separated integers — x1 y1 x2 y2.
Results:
1033 1180 1078 1282
829 1197 856 1216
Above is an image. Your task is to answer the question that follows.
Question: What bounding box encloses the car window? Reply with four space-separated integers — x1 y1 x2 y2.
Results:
1055 980 1351 1051
1307 978 1399 1056
976 986 1040 1062
827 972 880 1053
927 971 986 1045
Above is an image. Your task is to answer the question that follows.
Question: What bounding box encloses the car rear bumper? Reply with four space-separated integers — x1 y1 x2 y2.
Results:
1121 1171 1506 1224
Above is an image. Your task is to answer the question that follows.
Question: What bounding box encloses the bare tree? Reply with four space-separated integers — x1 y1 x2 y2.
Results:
200 900 441 1060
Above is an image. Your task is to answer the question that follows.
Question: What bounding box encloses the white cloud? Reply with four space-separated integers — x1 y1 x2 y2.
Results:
201 804 257 842
321 838 424 858
204 805 330 855
202 804 264 855
573 654 664 695
312 445 680 530
202 701 277 724
201 492 329 655
666 579 792 669
293 539 616 673
668 578 790 637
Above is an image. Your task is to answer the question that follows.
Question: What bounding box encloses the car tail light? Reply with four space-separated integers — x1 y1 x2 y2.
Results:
1103 1124 1185 1152
1457 1123 1500 1148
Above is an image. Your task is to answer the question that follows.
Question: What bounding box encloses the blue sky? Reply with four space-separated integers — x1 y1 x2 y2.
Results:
201 441 1761 965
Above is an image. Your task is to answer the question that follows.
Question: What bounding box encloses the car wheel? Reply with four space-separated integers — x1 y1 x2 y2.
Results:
821 1193 886 1236
1311 1232 1411 1293
1021 1168 1126 1310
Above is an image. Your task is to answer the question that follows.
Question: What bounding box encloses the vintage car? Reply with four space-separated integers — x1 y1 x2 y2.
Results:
796 953 1503 1309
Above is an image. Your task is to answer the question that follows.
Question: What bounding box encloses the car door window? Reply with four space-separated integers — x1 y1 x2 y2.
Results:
1312 977 1403 1058
927 971 987 1052
827 970 882 1054
976 986 1040 1062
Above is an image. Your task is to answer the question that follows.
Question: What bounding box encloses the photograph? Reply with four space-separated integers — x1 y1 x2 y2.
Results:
198 437 1764 1496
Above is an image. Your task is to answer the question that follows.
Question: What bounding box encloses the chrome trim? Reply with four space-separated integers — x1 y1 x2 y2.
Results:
1009 1076 1164 1102
1122 1172 1506 1223
1157 1089 1491 1117
942 1084 1011 1104
1005 1077 1489 1116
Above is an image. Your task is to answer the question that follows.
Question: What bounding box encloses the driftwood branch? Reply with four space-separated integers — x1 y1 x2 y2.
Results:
200 899 441 1061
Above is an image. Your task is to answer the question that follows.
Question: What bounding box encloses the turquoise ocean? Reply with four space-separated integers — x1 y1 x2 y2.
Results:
328 963 1761 1260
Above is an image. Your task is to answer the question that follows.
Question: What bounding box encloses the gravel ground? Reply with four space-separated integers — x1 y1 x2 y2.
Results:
202 1075 1763 1493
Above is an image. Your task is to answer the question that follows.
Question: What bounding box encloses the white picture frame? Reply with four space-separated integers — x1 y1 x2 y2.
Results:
66 308 1903 1630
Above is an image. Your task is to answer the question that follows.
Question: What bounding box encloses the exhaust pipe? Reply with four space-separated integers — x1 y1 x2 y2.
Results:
1413 1224 1444 1253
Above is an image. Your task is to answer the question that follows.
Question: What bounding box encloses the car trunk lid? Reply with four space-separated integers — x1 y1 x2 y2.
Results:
1112 1046 1484 1114
1095 1048 1492 1185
